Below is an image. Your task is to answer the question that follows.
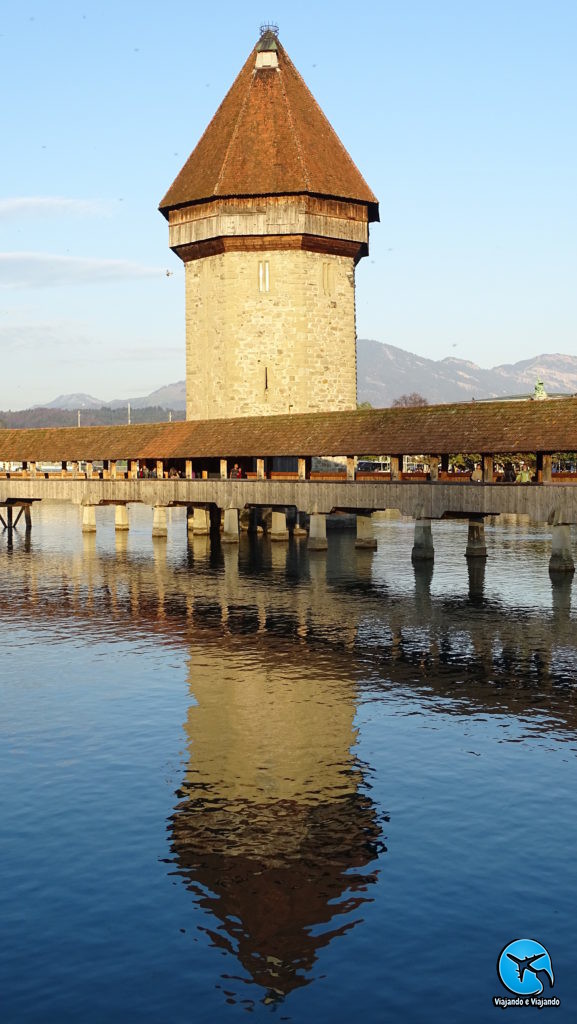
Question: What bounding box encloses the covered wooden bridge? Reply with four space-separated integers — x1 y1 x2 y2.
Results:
1 398 577 572
1 397 576 478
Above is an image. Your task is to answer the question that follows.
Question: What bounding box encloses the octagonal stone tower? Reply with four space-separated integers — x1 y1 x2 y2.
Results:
159 27 379 421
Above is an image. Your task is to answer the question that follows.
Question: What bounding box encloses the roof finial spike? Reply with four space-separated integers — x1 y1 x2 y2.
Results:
257 23 279 52
259 22 279 38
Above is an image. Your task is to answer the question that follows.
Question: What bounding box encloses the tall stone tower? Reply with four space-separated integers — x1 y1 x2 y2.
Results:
159 27 379 421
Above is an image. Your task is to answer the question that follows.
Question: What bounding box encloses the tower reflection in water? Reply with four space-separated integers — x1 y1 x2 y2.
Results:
167 641 384 1003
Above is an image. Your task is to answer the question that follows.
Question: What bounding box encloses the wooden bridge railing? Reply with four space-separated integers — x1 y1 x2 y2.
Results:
2 469 577 485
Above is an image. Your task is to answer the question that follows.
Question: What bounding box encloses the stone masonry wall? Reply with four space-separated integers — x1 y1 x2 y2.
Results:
184 249 357 420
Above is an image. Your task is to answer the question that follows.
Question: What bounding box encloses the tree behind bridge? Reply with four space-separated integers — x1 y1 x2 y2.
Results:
392 393 429 407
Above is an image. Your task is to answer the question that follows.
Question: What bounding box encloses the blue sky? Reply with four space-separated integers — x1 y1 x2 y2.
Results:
1 0 575 407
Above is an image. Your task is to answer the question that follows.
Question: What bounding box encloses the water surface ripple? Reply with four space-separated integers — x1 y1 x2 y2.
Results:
1 504 576 1022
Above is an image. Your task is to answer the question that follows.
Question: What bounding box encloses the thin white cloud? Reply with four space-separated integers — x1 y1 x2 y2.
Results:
110 345 183 361
0 197 112 219
0 324 182 364
0 322 93 351
0 252 165 288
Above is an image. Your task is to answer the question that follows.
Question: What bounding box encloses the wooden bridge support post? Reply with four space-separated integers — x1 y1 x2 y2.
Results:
297 457 310 481
482 455 494 484
242 507 259 534
355 513 377 550
191 508 211 535
429 456 440 482
115 505 129 531
129 460 138 480
86 461 94 479
411 518 434 562
390 455 403 481
537 453 552 484
152 505 167 538
12 507 25 529
308 513 328 551
270 511 289 541
465 516 487 559
209 506 221 533
24 506 32 531
346 457 355 481
256 458 265 480
222 507 240 544
185 460 193 480
81 504 97 534
549 524 575 574
293 510 308 536
220 459 228 480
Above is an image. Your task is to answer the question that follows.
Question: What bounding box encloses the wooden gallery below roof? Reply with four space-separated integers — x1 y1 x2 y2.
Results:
167 196 370 263
0 399 576 463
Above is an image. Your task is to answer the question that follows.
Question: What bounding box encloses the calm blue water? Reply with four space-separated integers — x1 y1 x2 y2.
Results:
1 504 576 1022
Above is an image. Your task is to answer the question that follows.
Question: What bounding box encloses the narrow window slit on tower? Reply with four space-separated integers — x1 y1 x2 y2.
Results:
265 366 268 390
258 260 270 292
322 261 335 296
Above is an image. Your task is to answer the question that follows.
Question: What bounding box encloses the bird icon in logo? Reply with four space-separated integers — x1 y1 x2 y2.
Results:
498 940 555 996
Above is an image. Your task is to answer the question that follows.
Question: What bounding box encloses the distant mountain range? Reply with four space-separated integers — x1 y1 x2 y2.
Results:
2 342 577 427
36 381 187 412
356 341 577 406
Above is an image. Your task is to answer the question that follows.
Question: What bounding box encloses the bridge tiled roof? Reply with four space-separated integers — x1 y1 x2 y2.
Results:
159 33 378 219
1 398 576 462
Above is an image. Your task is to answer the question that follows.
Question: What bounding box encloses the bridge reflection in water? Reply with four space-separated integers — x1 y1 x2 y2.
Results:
4 509 576 704
2 504 577 1006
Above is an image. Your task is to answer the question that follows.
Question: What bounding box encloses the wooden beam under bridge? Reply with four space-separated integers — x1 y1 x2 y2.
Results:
0 500 37 531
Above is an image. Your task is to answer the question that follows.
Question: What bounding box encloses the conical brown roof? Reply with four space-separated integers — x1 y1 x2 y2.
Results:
159 33 378 220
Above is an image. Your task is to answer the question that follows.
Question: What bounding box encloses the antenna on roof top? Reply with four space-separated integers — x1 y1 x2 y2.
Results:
259 22 279 37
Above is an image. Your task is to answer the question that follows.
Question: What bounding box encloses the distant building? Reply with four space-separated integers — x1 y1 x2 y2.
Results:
159 26 378 421
476 381 574 403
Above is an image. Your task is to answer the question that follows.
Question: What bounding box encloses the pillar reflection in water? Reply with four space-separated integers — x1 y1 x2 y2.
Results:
168 644 383 1002
467 558 486 605
550 573 572 623
413 559 434 609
